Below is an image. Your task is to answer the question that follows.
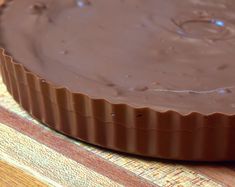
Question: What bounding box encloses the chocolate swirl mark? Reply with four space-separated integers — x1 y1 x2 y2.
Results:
171 17 235 41
152 86 234 95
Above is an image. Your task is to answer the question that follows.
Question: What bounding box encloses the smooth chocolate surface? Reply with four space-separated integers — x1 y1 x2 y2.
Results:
1 0 235 114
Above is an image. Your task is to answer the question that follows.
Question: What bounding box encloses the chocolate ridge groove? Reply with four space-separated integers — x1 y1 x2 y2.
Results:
1 48 235 161
5 79 235 132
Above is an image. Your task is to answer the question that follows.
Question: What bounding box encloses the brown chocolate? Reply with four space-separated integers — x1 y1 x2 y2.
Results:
1 0 235 160
1 0 235 114
2 48 235 161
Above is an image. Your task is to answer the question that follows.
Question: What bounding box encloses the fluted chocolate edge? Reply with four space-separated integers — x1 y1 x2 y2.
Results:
1 48 235 161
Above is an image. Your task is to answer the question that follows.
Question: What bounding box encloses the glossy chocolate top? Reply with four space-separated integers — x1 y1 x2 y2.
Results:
1 0 235 114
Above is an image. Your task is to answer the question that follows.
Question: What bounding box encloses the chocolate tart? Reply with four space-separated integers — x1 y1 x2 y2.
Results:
1 0 235 161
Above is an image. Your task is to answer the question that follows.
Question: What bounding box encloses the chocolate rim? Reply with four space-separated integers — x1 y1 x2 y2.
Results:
1 48 235 161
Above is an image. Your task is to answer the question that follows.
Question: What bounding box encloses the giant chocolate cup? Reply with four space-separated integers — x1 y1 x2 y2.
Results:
1 48 235 161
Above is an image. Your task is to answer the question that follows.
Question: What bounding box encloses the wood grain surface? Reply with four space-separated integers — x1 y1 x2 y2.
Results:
0 160 46 187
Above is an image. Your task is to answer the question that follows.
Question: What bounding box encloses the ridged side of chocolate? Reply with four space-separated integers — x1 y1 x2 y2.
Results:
1 48 235 161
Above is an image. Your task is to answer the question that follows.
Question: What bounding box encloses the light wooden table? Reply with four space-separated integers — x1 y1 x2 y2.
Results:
0 160 46 186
